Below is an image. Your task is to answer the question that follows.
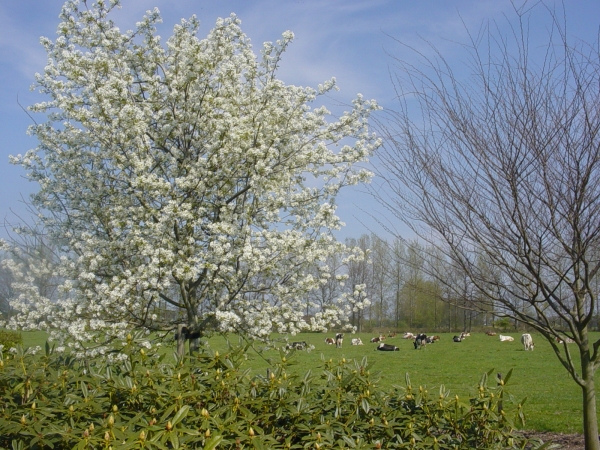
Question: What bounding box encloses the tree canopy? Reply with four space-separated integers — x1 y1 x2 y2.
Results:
4 0 379 353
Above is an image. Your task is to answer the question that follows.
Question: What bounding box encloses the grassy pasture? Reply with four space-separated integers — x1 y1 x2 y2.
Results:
20 330 599 434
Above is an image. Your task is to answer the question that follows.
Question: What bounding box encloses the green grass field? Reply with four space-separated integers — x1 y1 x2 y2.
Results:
20 330 599 434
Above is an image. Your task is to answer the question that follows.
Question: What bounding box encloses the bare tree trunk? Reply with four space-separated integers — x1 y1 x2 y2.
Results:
582 353 600 450
176 324 186 357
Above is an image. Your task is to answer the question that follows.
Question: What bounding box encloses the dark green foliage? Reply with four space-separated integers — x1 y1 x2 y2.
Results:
0 329 22 349
0 336 547 449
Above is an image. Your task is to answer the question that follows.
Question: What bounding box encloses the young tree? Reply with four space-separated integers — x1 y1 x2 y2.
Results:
7 0 380 355
376 4 600 447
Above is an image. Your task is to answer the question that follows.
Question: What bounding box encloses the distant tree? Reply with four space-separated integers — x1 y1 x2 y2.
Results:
370 234 392 327
1 227 59 324
389 239 408 329
0 258 14 317
345 235 373 332
377 4 600 448
7 1 379 355
403 240 425 329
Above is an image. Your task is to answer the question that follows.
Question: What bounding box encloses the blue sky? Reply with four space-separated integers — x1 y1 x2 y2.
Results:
1 0 600 242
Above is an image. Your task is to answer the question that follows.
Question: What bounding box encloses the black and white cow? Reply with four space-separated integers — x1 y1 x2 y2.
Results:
414 333 427 349
453 335 462 342
376 342 399 351
335 333 344 348
351 337 363 345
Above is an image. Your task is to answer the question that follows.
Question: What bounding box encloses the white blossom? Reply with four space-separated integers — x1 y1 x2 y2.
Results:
5 1 380 348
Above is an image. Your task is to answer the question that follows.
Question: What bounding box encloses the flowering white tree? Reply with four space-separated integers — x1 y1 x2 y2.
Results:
6 0 380 354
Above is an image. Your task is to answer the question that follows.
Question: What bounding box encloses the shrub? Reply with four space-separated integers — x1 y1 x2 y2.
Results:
0 329 22 350
0 336 546 449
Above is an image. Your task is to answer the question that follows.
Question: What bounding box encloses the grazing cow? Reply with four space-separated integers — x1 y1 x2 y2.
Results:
351 338 363 345
403 332 415 340
335 333 344 348
376 342 399 351
486 331 497 336
521 333 534 351
286 341 308 350
453 335 462 342
499 335 514 342
325 337 335 345
414 333 427 349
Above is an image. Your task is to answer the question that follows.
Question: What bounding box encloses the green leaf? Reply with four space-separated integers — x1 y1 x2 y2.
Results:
169 432 179 449
361 398 370 414
159 404 176 423
80 380 88 398
171 405 190 426
479 371 488 387
203 435 223 450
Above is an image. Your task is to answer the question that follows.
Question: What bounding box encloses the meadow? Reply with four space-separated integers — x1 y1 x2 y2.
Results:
20 330 599 435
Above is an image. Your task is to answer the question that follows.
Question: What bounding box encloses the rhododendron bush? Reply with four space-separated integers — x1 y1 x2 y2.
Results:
4 0 379 353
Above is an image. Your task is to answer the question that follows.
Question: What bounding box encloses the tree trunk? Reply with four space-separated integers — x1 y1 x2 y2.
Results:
176 324 186 357
581 357 600 450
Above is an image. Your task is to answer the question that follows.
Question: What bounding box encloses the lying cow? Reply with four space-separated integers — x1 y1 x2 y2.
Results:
351 337 363 345
335 333 344 348
521 333 534 351
431 335 440 342
286 341 308 350
376 342 399 351
370 335 385 343
453 335 462 342
486 331 497 336
403 332 415 339
325 337 335 345
556 336 575 344
499 335 514 342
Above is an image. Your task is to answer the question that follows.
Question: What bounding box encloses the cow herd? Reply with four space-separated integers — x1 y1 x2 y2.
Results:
287 331 542 352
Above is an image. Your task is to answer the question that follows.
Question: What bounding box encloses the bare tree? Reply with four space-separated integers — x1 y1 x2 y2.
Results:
376 3 600 448
370 234 392 328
